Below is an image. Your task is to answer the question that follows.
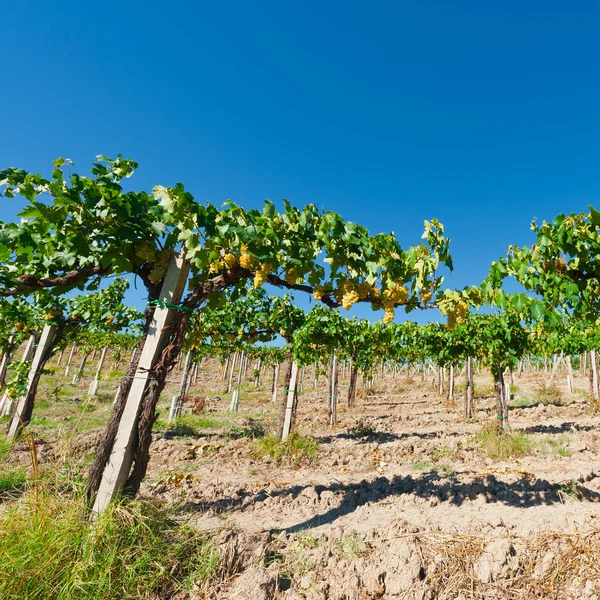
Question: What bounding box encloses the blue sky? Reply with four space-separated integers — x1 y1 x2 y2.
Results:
2 2 599 323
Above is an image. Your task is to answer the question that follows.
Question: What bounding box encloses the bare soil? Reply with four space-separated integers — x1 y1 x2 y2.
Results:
4 356 600 598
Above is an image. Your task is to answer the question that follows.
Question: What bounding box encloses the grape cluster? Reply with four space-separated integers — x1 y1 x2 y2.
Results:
253 263 271 288
224 253 239 268
240 246 257 269
134 241 157 262
446 300 468 329
419 289 432 304
313 286 325 301
209 259 225 274
148 249 174 284
357 281 371 300
284 267 298 285
382 285 409 307
381 285 409 325
341 281 360 310
383 308 395 324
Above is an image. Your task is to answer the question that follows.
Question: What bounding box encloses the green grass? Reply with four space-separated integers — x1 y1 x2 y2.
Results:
411 460 454 477
29 415 58 430
0 492 221 599
153 413 226 437
412 460 435 471
474 426 532 461
537 435 571 457
430 445 453 461
510 397 538 409
334 533 362 558
0 467 27 493
252 433 318 467
533 381 564 406
0 436 14 462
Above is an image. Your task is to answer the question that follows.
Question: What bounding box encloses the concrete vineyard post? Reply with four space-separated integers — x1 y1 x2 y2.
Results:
229 351 244 412
0 334 36 417
8 326 56 438
566 356 574 395
504 367 511 411
221 355 230 380
329 354 338 426
92 253 190 517
281 361 299 441
590 350 600 400
227 352 238 393
88 346 108 397
448 365 455 403
495 364 509 433
55 348 65 367
465 356 474 420
271 363 280 403
169 350 193 422
64 344 76 377
72 353 88 385
0 335 15 392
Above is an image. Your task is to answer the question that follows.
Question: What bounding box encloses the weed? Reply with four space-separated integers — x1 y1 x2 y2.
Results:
473 426 532 461
154 413 225 437
252 433 318 467
335 533 362 558
412 461 435 471
556 479 583 501
537 435 571 457
0 491 220 599
30 415 57 430
0 467 27 494
534 381 564 406
0 436 14 462
430 445 453 461
294 531 319 549
348 419 380 438
475 384 495 398
226 417 266 440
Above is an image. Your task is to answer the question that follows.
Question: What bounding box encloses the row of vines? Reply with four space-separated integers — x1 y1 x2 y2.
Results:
1 155 599 516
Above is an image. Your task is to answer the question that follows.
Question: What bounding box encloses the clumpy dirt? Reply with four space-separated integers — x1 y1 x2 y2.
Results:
8 356 600 598
137 361 600 598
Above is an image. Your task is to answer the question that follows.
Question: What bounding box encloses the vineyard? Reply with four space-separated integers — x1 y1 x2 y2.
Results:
1 157 600 599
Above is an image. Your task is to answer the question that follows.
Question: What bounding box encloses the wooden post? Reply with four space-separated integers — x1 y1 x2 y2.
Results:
92 253 190 516
0 334 36 417
281 362 299 441
8 326 56 438
169 350 193 422
88 346 108 397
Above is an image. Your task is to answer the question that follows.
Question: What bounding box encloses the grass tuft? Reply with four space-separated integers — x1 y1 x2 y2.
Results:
0 491 220 599
474 425 532 461
252 433 318 467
